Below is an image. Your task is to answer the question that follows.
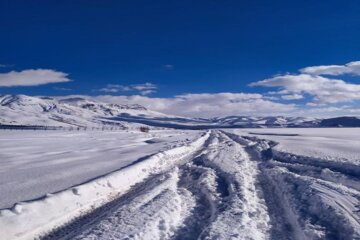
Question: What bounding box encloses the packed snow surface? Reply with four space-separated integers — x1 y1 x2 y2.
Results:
0 128 359 239
233 128 360 163
0 130 202 209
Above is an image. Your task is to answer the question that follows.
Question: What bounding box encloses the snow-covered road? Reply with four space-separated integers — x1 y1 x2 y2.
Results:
225 130 360 239
44 131 270 240
0 129 359 239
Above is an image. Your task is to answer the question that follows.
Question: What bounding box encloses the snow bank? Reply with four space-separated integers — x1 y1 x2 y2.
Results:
71 168 197 240
0 131 210 240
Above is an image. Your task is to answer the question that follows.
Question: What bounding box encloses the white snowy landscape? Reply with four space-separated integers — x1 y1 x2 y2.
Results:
0 95 360 240
2 1 360 239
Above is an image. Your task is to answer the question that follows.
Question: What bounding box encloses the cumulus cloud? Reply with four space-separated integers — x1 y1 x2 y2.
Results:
93 92 295 117
281 94 304 100
53 87 72 91
77 59 360 117
300 61 360 76
98 82 157 95
0 69 71 87
250 60 360 105
131 83 157 95
99 84 131 93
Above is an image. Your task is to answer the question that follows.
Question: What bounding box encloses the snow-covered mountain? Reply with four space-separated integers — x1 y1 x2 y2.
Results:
210 116 360 128
0 95 165 128
318 116 360 127
1 95 359 129
210 116 321 128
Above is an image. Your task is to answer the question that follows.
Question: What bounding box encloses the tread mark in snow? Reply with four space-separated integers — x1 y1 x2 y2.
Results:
39 130 360 240
224 130 360 240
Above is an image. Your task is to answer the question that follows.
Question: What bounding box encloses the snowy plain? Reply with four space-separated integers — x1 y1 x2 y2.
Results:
0 130 202 209
0 128 359 239
232 128 360 163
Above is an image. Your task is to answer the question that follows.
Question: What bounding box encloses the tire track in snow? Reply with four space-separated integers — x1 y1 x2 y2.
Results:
174 131 271 239
42 169 195 240
39 132 210 240
42 130 271 240
263 166 360 239
70 168 195 240
194 131 270 239
225 131 360 240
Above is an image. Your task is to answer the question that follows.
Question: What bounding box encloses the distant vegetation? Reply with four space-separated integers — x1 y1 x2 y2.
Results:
139 126 150 133
0 124 127 131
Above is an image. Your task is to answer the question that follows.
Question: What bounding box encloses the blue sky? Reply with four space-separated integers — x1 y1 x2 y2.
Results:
0 0 360 117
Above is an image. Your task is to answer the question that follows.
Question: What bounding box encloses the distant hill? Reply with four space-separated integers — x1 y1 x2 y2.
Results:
0 95 163 129
1 95 359 129
318 117 360 127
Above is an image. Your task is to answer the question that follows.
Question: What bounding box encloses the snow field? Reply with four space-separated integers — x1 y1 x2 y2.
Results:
0 131 210 240
0 130 201 208
235 128 360 163
1 128 359 239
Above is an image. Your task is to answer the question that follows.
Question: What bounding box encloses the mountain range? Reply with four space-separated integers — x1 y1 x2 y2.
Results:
1 95 359 129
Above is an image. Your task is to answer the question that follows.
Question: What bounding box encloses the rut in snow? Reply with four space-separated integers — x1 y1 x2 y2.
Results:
225 131 360 240
41 130 271 240
41 130 360 240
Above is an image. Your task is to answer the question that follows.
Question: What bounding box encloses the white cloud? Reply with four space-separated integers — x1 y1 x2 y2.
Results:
250 73 360 104
262 95 280 101
300 61 360 76
131 83 157 95
138 90 156 95
53 87 72 91
252 60 360 106
99 84 132 93
57 92 360 118
93 92 296 117
281 94 304 100
98 82 157 95
92 60 360 117
0 69 71 87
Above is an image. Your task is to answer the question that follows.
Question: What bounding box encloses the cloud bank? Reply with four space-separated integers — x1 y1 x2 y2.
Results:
0 69 71 87
94 93 295 118
251 60 360 105
3 60 359 118
98 83 157 95
300 61 360 76
91 60 360 117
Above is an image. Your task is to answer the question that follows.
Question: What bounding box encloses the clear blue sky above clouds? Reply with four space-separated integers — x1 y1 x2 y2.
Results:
0 0 359 117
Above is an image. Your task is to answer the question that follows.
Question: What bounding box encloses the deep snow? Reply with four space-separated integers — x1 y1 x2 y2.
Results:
0 128 359 239
0 130 202 209
233 128 360 163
